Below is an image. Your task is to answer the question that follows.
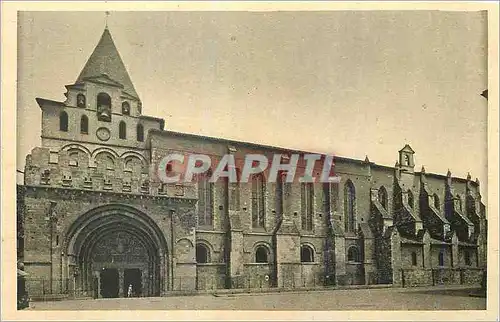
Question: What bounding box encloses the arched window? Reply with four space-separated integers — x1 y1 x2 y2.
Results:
464 250 471 266
255 246 269 263
434 194 440 210
96 92 111 122
124 157 142 174
403 154 410 166
378 186 388 209
197 170 213 226
122 102 130 115
137 124 144 142
411 252 417 266
300 245 314 263
344 180 356 233
195 244 210 264
407 190 414 208
301 183 314 231
456 194 462 211
69 151 79 167
80 115 88 134
59 111 69 132
95 153 115 172
466 195 475 214
119 121 126 139
438 252 444 266
76 94 86 108
251 173 265 228
347 246 359 262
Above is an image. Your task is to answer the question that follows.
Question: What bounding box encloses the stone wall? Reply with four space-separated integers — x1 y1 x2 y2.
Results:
432 268 461 285
462 268 483 284
401 244 424 269
21 183 198 295
243 264 273 288
401 269 433 287
401 268 483 287
195 264 226 290
19 133 488 294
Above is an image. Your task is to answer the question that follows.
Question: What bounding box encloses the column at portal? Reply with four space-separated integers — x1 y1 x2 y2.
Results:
142 268 148 297
118 269 124 297
80 262 85 295
79 265 85 295
96 271 101 299
161 255 167 296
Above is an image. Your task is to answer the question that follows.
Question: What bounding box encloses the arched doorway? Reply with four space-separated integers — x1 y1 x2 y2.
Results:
64 204 168 298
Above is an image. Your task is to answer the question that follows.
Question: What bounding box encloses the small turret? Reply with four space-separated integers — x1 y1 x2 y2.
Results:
398 144 415 173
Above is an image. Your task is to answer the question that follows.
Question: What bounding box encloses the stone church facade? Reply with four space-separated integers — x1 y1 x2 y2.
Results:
17 27 487 298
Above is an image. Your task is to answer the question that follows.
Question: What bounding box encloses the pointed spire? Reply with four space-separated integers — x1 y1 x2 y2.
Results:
447 169 451 177
467 172 471 181
421 165 426 174
76 28 140 100
364 155 370 163
475 178 480 185
395 161 399 167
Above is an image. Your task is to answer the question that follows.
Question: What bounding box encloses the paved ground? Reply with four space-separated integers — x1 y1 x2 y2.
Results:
27 285 486 311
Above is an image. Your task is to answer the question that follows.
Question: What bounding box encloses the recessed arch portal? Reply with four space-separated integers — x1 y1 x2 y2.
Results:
63 204 168 298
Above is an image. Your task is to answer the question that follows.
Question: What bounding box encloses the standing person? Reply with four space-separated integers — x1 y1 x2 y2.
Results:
127 284 133 298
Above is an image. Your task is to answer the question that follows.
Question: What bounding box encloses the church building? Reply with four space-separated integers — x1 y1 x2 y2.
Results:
17 27 487 298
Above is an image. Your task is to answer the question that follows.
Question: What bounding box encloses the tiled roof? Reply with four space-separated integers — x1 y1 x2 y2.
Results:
76 28 139 100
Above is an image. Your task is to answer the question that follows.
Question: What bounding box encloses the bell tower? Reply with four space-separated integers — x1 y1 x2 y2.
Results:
35 26 164 159
398 144 415 173
71 26 142 117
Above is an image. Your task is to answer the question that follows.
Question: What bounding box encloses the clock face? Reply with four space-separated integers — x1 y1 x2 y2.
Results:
96 127 111 141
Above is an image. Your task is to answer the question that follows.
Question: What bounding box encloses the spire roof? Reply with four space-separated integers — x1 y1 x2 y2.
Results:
76 28 139 100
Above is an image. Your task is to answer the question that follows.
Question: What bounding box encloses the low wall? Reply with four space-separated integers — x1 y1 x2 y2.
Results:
432 268 461 285
462 268 483 285
401 268 484 287
402 269 433 287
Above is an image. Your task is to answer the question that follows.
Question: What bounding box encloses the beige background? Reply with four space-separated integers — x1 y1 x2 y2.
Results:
2 1 499 321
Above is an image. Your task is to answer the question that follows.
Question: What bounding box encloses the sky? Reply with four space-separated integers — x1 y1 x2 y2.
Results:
16 10 488 200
